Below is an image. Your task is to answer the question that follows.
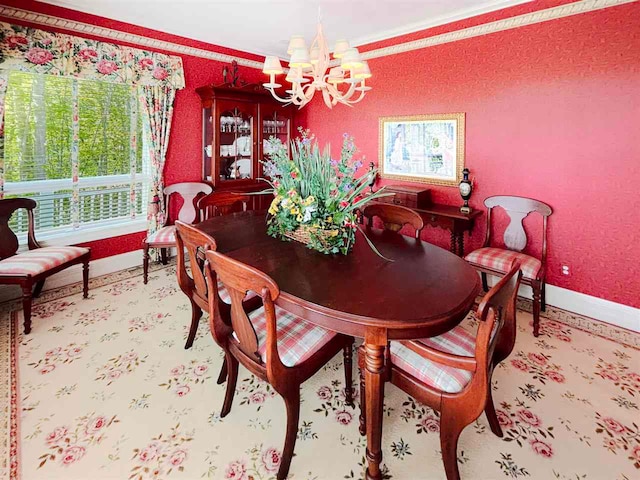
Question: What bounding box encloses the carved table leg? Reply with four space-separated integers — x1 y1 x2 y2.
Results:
449 231 456 254
456 233 464 257
364 342 386 480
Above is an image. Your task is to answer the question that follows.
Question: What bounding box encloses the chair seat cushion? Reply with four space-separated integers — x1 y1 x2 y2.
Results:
0 246 89 277
145 225 176 245
389 325 476 393
465 247 541 279
244 305 337 367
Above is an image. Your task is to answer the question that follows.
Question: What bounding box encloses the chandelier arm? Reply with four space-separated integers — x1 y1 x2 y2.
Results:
265 86 295 104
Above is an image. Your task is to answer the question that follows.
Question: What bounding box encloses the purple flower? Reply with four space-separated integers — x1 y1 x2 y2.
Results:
354 161 363 169
343 133 349 138
330 159 338 166
302 138 311 145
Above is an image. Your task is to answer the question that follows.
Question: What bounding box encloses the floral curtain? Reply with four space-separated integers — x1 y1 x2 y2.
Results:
139 85 176 235
0 22 185 88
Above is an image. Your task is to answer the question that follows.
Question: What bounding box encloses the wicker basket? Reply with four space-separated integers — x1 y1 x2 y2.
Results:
284 224 340 249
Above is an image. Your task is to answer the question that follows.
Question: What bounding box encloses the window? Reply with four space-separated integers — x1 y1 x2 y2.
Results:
3 71 149 237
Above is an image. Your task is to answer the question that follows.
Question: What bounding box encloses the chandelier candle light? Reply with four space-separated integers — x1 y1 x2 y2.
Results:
262 21 371 109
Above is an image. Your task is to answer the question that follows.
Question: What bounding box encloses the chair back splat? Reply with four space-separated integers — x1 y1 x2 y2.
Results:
198 191 251 221
362 203 424 238
0 198 38 259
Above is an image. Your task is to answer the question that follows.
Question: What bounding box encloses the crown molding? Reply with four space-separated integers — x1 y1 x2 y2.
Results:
0 0 635 72
359 0 637 61
0 5 264 69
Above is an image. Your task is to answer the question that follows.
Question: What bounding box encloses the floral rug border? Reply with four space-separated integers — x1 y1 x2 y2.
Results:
0 311 18 480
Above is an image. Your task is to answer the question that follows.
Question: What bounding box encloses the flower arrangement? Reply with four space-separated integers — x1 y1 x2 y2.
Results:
261 128 389 255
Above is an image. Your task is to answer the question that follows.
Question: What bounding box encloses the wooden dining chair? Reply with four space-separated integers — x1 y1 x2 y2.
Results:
363 203 424 238
142 182 212 284
174 221 260 350
198 191 251 221
204 249 354 480
358 262 522 480
0 198 91 334
464 195 552 336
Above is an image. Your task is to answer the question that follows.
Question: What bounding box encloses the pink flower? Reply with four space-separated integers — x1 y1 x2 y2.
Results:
225 460 247 479
511 359 529 372
602 417 626 434
527 352 547 366
545 321 563 330
598 369 619 382
96 59 118 75
6 35 28 49
171 365 185 376
169 449 187 466
152 67 169 80
630 445 640 461
317 386 332 400
193 364 208 376
42 38 52 46
556 334 571 342
108 369 123 379
123 351 138 361
67 346 83 357
529 439 553 458
335 410 353 425
261 447 281 473
420 415 440 433
516 409 541 427
26 47 53 65
139 444 159 462
627 372 640 386
85 416 107 435
495 410 513 429
46 426 68 445
139 58 154 69
544 370 565 383
602 437 618 451
175 385 190 397
40 364 56 375
290 171 298 179
77 48 98 61
249 391 266 404
339 200 349 208
62 445 86 465
45 347 62 358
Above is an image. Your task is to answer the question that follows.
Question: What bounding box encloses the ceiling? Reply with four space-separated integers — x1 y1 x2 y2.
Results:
38 0 532 58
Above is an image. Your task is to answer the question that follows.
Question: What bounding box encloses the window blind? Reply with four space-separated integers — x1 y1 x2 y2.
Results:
3 71 149 235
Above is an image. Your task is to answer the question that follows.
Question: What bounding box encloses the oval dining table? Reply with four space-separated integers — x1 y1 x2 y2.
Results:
193 211 480 480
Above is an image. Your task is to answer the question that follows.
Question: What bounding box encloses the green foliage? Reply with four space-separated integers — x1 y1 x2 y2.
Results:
261 128 389 255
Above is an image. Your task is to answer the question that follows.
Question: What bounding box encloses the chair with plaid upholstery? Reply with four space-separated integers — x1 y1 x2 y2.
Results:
142 182 212 284
204 249 354 480
0 198 91 334
362 203 424 238
358 262 522 480
464 195 552 336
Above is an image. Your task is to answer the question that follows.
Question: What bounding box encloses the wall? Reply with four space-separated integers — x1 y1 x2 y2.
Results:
297 2 640 308
0 0 264 259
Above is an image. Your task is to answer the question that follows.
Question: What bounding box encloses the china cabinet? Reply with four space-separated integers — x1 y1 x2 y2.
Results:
197 85 294 204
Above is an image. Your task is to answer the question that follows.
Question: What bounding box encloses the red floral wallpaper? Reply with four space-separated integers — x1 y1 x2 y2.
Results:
297 2 640 308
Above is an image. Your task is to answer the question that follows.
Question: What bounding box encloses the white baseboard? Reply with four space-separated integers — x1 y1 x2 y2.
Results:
484 274 640 333
44 249 143 291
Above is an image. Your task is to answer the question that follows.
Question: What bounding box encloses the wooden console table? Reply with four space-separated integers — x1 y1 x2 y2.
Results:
414 204 482 256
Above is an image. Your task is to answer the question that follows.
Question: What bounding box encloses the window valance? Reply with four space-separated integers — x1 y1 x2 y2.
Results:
0 22 185 89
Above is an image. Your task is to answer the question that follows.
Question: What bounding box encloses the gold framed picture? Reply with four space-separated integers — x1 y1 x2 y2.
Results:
379 113 465 186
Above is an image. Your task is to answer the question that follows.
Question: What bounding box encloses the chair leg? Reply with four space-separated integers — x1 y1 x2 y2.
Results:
143 244 150 285
357 346 366 436
278 389 301 480
343 343 353 407
32 280 45 298
440 413 464 480
541 281 547 312
532 283 541 337
82 260 90 298
21 285 33 335
184 300 202 349
485 386 503 438
160 248 168 265
220 352 238 418
216 357 228 385
481 272 489 292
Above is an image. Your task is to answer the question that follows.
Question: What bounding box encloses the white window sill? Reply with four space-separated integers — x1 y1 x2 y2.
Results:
19 219 147 249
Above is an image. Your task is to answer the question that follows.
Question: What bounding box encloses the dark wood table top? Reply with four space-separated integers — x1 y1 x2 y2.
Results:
195 211 480 340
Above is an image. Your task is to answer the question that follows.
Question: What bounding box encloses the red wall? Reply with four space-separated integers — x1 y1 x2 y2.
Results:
297 2 640 308
0 0 264 259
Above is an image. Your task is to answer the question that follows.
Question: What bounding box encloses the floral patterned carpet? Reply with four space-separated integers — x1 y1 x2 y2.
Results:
3 265 639 480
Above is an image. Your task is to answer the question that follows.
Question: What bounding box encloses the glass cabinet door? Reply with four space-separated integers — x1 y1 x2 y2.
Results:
260 106 291 161
203 106 213 182
216 101 257 183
